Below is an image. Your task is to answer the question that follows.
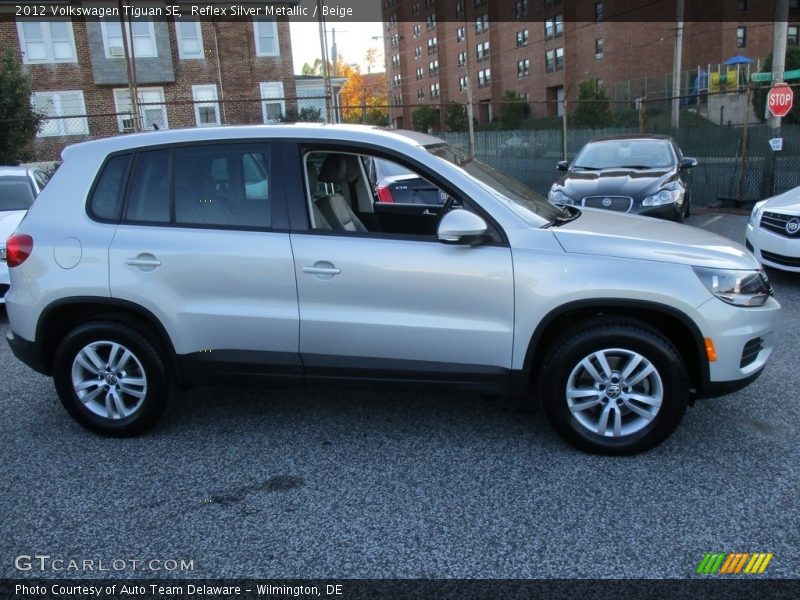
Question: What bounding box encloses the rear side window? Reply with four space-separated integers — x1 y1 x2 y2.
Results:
125 150 170 223
89 154 131 221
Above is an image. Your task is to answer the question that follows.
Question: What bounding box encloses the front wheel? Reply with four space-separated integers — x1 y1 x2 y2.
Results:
539 319 689 455
53 321 169 436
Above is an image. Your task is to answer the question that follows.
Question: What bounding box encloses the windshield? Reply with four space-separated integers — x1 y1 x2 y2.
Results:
572 139 676 170
426 143 568 225
0 177 35 211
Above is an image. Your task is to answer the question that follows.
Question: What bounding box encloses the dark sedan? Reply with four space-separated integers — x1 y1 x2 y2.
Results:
548 135 697 222
365 157 446 205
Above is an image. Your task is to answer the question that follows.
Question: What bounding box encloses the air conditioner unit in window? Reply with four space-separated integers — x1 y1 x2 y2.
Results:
121 117 135 132
109 46 125 57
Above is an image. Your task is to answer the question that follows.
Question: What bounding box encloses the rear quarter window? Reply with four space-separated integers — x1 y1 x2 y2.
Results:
89 154 132 221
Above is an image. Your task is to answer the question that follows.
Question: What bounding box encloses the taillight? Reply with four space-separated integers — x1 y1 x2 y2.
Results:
376 184 394 203
6 234 33 268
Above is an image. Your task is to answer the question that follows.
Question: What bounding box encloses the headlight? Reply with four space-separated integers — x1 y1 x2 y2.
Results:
642 184 685 207
749 199 767 227
548 189 575 205
693 266 772 307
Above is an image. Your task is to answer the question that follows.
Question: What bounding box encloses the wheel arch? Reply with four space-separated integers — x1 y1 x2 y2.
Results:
35 297 182 383
516 299 708 399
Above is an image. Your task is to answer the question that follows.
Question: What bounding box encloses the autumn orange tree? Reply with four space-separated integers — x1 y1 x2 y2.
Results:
338 54 388 126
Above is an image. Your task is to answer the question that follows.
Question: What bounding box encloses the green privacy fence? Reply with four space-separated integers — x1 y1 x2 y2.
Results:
438 124 800 207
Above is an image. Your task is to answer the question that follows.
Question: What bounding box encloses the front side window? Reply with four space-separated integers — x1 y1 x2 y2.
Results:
32 91 88 137
16 21 77 63
254 18 279 57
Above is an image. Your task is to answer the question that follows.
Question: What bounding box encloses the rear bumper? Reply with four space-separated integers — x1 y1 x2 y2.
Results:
6 329 48 375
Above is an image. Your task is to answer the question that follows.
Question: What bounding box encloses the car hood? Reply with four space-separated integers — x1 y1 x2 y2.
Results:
556 168 676 200
0 210 26 243
552 208 758 269
763 187 800 213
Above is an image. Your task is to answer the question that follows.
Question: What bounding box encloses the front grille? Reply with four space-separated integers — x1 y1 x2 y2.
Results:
740 337 764 368
760 249 800 268
760 211 800 238
582 196 633 212
0 284 8 298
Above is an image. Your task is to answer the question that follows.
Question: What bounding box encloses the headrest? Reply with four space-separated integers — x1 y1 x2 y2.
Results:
318 154 347 182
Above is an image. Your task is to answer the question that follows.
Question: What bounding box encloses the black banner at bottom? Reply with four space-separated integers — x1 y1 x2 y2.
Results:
3 579 800 600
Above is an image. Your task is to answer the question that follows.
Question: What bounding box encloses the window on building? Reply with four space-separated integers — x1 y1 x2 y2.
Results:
555 47 564 71
789 26 799 46
737 26 747 48
456 27 465 42
392 54 400 68
253 18 279 57
391 34 400 47
595 2 605 23
545 49 555 73
545 18 554 40
429 60 439 75
427 37 438 54
478 68 491 88
555 14 564 36
415 46 422 59
101 20 157 59
16 21 77 64
595 37 604 58
114 87 168 132
426 14 436 31
476 41 490 61
456 1 464 18
474 0 487 6
515 0 527 18
737 0 747 10
393 74 402 87
475 14 489 34
411 2 420 16
192 85 220 127
259 81 285 123
516 29 529 48
176 20 203 59
458 51 467 67
430 82 440 98
459 76 468 92
32 91 88 136
517 58 530 78
416 67 424 80
413 24 421 38
417 89 425 100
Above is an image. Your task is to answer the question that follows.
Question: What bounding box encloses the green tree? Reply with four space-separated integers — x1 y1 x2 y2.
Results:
0 45 42 163
412 105 439 132
752 46 800 124
443 101 466 131
571 79 613 128
301 59 325 76
497 90 527 130
282 106 323 123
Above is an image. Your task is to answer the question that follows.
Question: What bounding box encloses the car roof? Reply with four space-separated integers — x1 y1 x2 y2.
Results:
0 166 35 177
60 124 445 160
588 134 674 143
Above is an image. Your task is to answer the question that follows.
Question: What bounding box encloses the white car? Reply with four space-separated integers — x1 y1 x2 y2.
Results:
0 166 50 303
746 187 800 273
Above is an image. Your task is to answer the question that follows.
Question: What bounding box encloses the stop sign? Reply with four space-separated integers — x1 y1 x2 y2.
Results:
768 82 794 118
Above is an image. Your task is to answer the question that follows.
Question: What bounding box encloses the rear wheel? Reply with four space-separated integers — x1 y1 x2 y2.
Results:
53 321 169 436
539 319 689 455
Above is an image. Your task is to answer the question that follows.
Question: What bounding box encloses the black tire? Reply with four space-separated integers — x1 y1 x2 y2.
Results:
538 318 689 455
53 320 169 437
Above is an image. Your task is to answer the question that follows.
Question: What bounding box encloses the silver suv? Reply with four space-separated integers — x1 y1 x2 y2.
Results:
4 125 780 454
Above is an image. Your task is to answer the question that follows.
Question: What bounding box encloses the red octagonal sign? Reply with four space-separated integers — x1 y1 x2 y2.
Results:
768 82 794 118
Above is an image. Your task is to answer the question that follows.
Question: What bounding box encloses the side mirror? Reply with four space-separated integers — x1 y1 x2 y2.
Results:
680 157 698 170
557 160 570 171
437 209 489 245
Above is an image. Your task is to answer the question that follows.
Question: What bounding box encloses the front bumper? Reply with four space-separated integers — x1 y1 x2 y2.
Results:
691 294 780 399
745 222 800 272
636 202 684 221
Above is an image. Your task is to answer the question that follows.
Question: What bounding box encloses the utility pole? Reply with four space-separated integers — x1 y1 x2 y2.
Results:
463 15 475 156
118 0 139 132
316 0 333 123
670 0 684 129
768 0 789 129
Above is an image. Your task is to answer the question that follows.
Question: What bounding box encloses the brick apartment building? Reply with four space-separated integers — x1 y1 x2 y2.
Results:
382 0 800 129
0 15 299 160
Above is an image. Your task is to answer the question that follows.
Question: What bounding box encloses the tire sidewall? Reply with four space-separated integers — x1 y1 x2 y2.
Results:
53 322 168 437
541 324 688 455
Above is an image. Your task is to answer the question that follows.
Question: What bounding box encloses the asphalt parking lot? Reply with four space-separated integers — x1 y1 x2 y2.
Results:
1 213 798 580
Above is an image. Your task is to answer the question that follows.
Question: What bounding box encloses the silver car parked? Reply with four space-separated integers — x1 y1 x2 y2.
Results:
4 125 779 454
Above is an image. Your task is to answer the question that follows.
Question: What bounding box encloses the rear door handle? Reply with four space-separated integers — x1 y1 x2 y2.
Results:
302 261 341 279
423 209 438 216
126 254 161 270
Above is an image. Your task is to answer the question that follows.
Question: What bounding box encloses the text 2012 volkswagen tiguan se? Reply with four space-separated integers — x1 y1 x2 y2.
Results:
4 125 779 454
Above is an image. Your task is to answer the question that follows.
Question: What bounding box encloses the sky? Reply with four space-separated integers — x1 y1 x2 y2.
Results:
290 22 385 75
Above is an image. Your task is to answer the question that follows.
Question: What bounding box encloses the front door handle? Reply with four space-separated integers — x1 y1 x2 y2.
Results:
303 261 341 279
